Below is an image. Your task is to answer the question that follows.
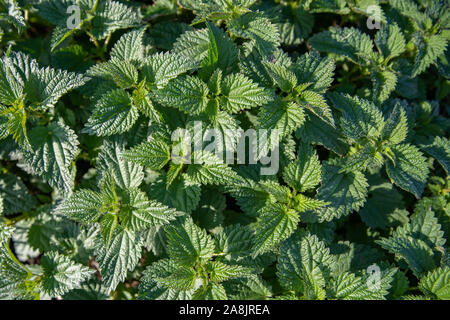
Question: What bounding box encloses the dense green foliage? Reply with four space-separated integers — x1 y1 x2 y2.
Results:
0 0 449 300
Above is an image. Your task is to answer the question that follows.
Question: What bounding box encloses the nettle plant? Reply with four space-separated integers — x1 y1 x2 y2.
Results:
0 0 449 300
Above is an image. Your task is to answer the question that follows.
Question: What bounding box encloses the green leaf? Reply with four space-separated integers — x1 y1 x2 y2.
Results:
91 0 142 40
24 64 87 111
23 119 79 193
297 111 349 156
277 232 334 299
110 27 146 63
376 236 436 277
298 90 334 126
309 27 374 65
199 20 238 77
206 261 249 283
292 52 335 93
421 136 450 174
41 251 93 296
173 28 210 63
122 138 171 171
419 266 450 300
328 93 384 143
118 189 182 230
56 189 103 224
97 138 144 190
165 216 215 267
87 59 138 89
263 62 297 92
375 23 406 60
153 75 209 115
252 203 299 256
142 52 198 89
84 89 139 136
228 12 280 56
258 100 305 139
223 275 272 300
0 0 26 32
220 73 271 113
193 282 227 300
314 161 368 222
412 33 448 77
186 151 241 186
358 178 405 229
0 223 30 299
139 259 194 300
283 143 321 192
156 265 197 290
370 70 397 104
385 144 429 198
0 173 36 215
150 174 201 214
382 104 408 145
95 227 143 293
328 268 396 300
